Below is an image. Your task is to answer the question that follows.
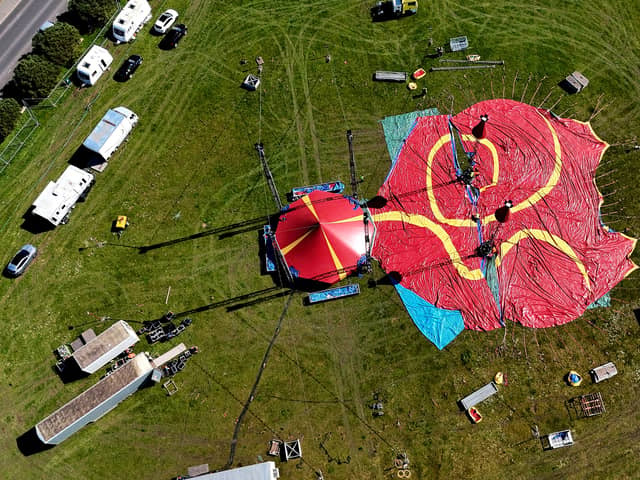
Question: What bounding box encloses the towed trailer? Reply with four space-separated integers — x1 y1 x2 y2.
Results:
307 284 360 304
288 181 345 201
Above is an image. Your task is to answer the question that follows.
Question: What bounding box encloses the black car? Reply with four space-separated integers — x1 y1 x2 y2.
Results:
159 24 187 49
115 55 143 81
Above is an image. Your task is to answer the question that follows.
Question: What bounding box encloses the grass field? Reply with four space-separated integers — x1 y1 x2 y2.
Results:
1 0 640 479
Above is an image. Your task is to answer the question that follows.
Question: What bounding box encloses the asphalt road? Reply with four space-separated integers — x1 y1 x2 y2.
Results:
0 0 69 92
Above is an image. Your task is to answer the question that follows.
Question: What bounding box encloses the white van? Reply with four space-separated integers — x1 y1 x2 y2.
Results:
112 0 152 43
76 46 113 86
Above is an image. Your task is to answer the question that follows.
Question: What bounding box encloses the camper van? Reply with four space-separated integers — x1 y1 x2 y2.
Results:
83 106 138 167
112 0 152 43
31 166 95 227
76 46 113 86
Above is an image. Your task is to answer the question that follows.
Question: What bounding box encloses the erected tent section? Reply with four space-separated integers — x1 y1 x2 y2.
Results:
275 190 368 284
371 99 637 349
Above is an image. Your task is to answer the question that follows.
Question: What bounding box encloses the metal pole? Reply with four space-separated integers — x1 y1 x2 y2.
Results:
255 143 283 211
347 130 358 199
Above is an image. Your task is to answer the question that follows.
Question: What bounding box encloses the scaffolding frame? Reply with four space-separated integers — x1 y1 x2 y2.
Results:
577 392 606 417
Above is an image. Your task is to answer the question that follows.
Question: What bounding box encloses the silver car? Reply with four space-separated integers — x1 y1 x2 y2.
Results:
6 244 37 277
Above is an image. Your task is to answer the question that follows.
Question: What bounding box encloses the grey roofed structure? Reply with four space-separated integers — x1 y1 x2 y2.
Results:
35 354 155 445
70 328 97 352
449 36 469 52
459 382 498 410
150 342 186 369
373 71 408 82
590 362 617 383
543 430 574 449
71 320 139 374
184 462 280 480
561 71 589 94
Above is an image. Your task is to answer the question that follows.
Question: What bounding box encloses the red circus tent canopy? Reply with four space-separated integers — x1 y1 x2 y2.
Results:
371 99 637 334
275 190 366 284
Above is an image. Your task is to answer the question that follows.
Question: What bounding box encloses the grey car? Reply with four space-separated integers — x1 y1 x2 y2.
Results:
6 244 37 277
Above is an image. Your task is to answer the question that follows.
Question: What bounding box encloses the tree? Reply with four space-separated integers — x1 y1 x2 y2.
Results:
12 55 60 100
68 0 116 32
33 22 82 67
0 98 21 142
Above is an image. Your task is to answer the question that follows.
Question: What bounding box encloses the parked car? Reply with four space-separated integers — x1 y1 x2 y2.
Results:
115 54 143 81
159 23 187 49
153 9 178 34
5 244 37 277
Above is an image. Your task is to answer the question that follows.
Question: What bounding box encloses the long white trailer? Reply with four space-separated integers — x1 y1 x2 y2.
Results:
83 106 138 165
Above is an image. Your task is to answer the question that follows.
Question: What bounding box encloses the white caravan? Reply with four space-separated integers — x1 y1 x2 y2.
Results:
76 46 113 86
112 0 152 43
31 166 95 227
83 106 138 165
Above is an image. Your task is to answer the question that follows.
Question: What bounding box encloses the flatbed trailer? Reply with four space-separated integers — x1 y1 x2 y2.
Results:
288 181 345 201
307 284 360 304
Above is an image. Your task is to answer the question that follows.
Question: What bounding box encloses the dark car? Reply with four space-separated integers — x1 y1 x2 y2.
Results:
5 244 37 277
159 24 187 49
115 55 143 81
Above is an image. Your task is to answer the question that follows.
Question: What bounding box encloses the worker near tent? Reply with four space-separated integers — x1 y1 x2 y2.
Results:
476 240 496 258
457 165 478 186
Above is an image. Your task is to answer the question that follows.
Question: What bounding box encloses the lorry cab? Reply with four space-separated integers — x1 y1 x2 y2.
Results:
401 0 418 15
112 0 152 43
371 0 418 20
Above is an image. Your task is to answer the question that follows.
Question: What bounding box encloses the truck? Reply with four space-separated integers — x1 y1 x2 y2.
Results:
82 106 138 168
76 45 113 86
371 0 418 20
112 0 152 43
31 165 95 227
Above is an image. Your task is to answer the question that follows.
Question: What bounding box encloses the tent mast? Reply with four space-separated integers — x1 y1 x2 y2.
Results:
347 130 359 199
256 142 283 211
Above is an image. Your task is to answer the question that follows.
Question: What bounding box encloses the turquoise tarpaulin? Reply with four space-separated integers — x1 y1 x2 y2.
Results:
394 282 465 350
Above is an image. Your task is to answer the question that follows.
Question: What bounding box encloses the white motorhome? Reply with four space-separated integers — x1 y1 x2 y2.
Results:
31 165 95 227
83 106 138 169
76 46 113 86
112 0 152 43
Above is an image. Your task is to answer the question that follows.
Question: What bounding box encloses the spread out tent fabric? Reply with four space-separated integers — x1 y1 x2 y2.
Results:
371 99 637 349
275 190 367 284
